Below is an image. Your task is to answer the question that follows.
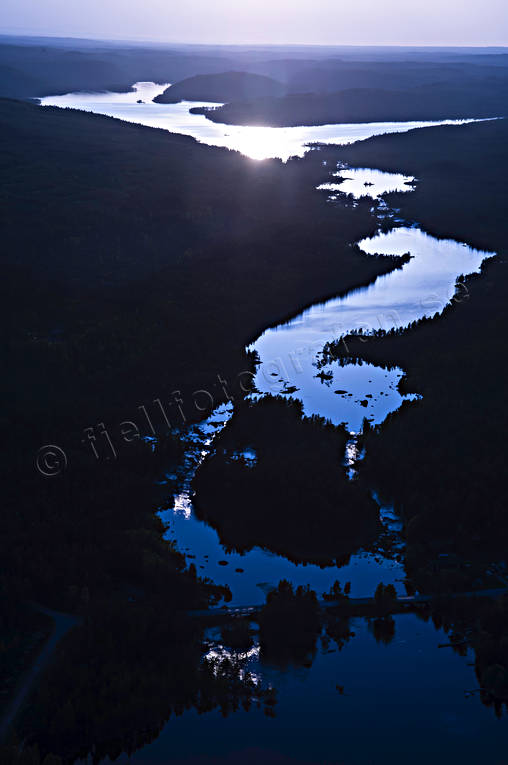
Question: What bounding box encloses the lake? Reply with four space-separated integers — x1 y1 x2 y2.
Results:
39 81 480 162
102 614 507 765
40 80 495 601
41 83 505 762
250 226 493 429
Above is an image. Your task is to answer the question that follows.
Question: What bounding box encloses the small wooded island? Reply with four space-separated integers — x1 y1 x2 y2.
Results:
153 70 286 103
3 29 508 765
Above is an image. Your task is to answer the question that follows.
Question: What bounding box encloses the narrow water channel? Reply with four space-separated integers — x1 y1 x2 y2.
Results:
160 161 494 603
42 80 480 602
44 80 506 764
157 173 493 605
159 219 493 603
40 83 493 604
251 225 493 429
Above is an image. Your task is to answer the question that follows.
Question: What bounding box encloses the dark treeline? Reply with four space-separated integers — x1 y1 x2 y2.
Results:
3 434 223 614
193 79 508 126
0 90 390 756
11 599 273 763
431 594 508 710
4 37 508 757
153 71 286 104
258 581 321 667
330 116 508 252
256 579 405 666
193 397 380 564
257 580 358 669
1 433 232 760
258 582 508 707
1 96 389 463
2 431 280 762
313 117 508 571
0 40 247 98
3 36 507 101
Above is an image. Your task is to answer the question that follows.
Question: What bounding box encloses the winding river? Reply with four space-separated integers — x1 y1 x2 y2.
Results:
251 226 492 430
44 81 506 764
40 81 495 604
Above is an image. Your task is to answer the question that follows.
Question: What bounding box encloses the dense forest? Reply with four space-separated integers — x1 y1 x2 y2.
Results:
153 71 286 103
1 97 392 458
0 84 392 759
193 397 380 564
3 34 508 761
301 118 508 698
311 116 508 559
3 36 508 105
194 79 508 126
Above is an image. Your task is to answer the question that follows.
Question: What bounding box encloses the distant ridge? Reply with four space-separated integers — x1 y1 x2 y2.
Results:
191 83 508 126
153 70 286 104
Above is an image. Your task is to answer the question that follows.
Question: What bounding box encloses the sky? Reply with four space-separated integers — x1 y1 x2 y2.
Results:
1 0 507 47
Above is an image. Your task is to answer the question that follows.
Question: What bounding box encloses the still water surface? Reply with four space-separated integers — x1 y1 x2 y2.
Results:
318 166 415 198
251 227 493 429
41 79 495 602
40 81 480 161
42 81 494 601
105 614 507 765
157 225 494 606
159 401 405 606
42 83 506 760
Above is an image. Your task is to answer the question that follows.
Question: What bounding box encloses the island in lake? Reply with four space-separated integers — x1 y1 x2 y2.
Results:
2 24 508 765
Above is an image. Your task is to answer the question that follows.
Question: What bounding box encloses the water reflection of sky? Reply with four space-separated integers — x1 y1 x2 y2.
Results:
45 78 508 765
157 403 405 606
251 227 494 430
40 81 480 162
43 80 495 604
318 166 415 198
163 201 494 604
108 614 508 765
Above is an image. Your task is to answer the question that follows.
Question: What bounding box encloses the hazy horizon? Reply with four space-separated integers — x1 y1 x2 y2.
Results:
2 31 508 51
1 0 508 47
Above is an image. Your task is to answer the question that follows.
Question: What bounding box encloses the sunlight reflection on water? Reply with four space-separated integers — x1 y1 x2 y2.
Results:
40 81 481 162
318 166 415 198
42 81 496 604
250 227 494 430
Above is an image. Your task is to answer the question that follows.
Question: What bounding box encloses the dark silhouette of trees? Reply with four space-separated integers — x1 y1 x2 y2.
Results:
369 616 396 644
259 581 321 667
195 80 508 127
316 117 508 584
374 583 397 615
154 71 286 104
193 397 381 564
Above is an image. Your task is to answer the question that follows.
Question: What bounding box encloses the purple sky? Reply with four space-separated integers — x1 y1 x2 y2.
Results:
1 0 507 46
